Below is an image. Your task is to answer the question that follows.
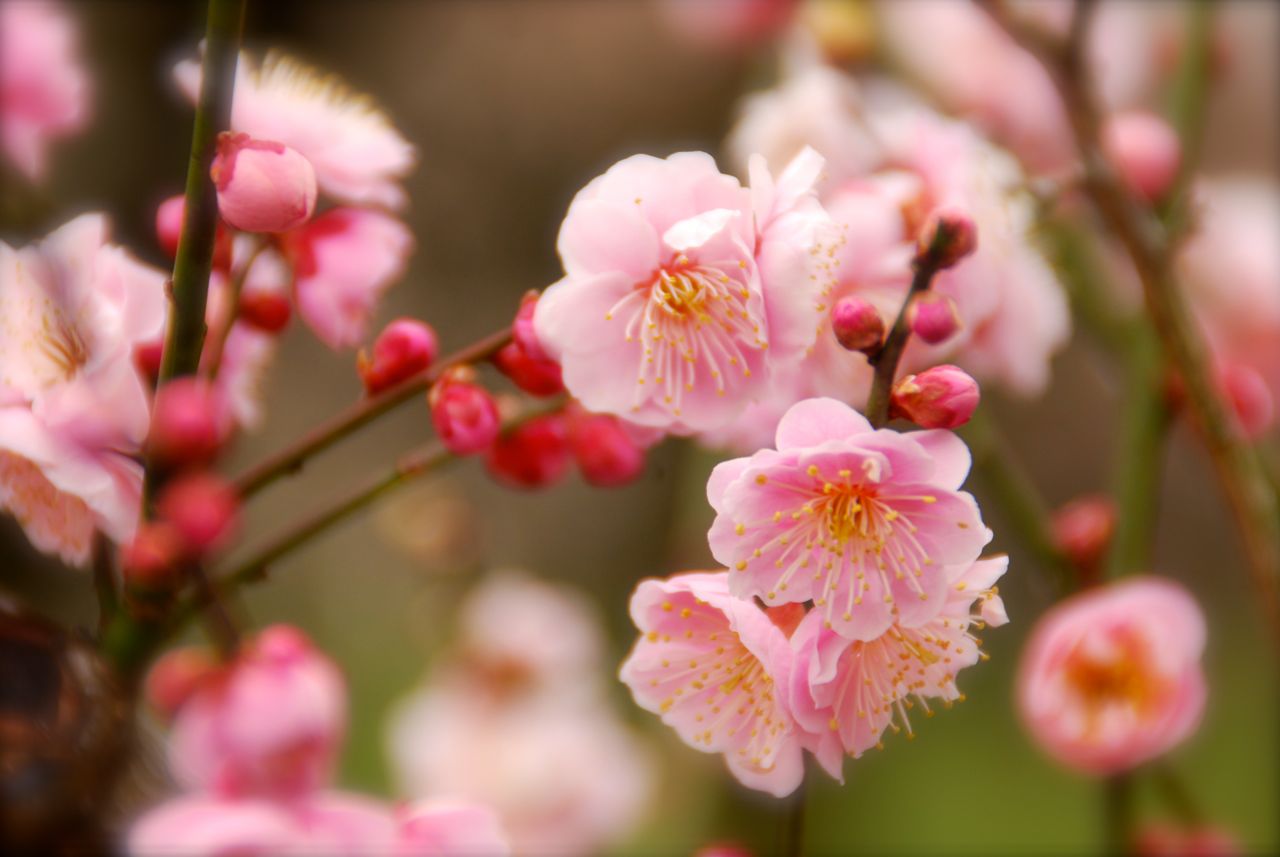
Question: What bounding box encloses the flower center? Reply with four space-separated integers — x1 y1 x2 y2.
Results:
1065 635 1159 717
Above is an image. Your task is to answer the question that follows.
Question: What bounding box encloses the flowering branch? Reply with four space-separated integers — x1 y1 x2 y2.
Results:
981 0 1280 640
232 327 512 498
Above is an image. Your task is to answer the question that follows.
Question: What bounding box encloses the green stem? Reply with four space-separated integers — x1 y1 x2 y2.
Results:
864 258 942 427
1105 773 1135 855
781 781 806 857
1150 763 1205 827
92 531 118 633
1159 0 1215 228
233 327 512 498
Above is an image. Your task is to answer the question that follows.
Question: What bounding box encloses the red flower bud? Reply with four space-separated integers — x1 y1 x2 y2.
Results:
830 296 885 353
569 413 645 487
915 207 977 269
486 413 570 489
145 646 220 721
908 292 962 346
429 375 501 455
493 342 564 397
156 472 240 556
358 318 439 395
889 364 979 428
121 521 186 588
238 288 293 333
211 132 318 234
147 378 227 468
1052 495 1117 574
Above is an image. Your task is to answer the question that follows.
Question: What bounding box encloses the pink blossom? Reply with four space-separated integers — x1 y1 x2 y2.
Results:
175 51 415 209
1177 177 1280 436
659 0 799 49
0 214 166 564
0 0 90 180
534 148 834 434
397 800 511 857
127 794 304 856
1102 111 1181 202
211 132 318 234
790 557 1007 779
707 397 991 640
285 207 415 350
168 625 346 798
1017 577 1207 775
620 571 804 797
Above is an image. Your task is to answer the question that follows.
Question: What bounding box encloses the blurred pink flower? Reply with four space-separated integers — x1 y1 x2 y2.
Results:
789 557 1008 779
0 0 90 180
397 800 511 857
707 397 991 640
1177 177 1280 437
620 570 804 797
1133 823 1241 857
1017 577 1207 775
659 0 799 49
169 625 346 798
533 148 834 434
285 207 414 350
0 214 166 564
175 51 415 209
127 794 304 856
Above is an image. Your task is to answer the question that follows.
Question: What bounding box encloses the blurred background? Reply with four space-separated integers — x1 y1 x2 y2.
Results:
2 1 1276 853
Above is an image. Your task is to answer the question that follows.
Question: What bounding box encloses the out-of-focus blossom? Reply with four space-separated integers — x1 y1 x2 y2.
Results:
1101 111 1181 203
620 571 804 797
397 800 511 857
154 472 240 556
0 0 90 180
659 0 799 49
0 215 166 564
534 148 834 434
430 374 500 456
358 318 438 396
211 132 318 234
120 521 185 588
168 625 346 798
128 794 305 856
485 413 571 489
175 51 415 209
889 364 980 429
726 64 877 189
1177 177 1280 437
915 206 979 270
1052 495 1117 574
876 0 1169 176
146 646 220 722
1133 823 1241 857
830 294 885 353
146 378 226 468
285 207 414 350
707 397 990 640
790 557 1008 779
1018 577 1207 775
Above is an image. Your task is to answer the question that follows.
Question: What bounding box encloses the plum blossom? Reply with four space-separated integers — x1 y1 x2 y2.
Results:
533 148 836 434
0 214 166 564
175 51 415 209
1017 577 1207 775
620 571 804 797
707 398 991 641
0 0 90 180
168 625 346 798
284 207 415 350
789 557 1008 779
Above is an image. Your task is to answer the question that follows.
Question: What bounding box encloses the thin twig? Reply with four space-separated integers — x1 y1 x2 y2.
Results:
864 257 945 427
91 531 118 634
232 327 512 498
204 236 268 380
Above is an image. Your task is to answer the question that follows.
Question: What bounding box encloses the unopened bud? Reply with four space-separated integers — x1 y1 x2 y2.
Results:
831 296 885 353
134 338 164 384
908 292 962 346
429 374 501 455
145 646 219 721
569 413 645 487
121 522 186 588
1101 111 1181 203
238 288 292 333
1217 362 1274 440
1051 495 1116 573
512 290 551 362
915 207 977 269
156 472 240 555
211 132 318 234
889 364 979 428
358 318 439 396
493 342 564 397
485 413 570 489
147 378 227 468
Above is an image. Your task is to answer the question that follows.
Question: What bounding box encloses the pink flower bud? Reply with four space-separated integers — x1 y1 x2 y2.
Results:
1102 111 1182 203
155 193 232 269
889 364 980 428
168 624 346 797
238 288 292 333
493 342 565 397
156 472 240 555
830 295 885 352
148 378 227 468
358 318 439 396
211 132 318 234
134 338 164 384
146 646 220 721
512 290 551 362
1217 361 1274 440
121 522 186 588
907 292 962 345
1133 824 1240 857
429 375 501 455
1052 495 1117 573
485 413 570 489
569 413 645 487
915 207 978 269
